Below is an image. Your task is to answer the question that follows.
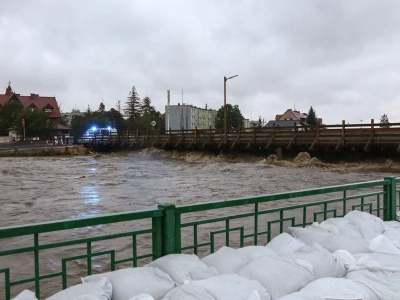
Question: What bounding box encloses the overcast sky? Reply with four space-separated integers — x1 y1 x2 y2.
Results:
1 0 399 124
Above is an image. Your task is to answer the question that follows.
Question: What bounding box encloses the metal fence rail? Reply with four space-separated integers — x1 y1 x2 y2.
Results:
0 177 399 300
0 209 164 300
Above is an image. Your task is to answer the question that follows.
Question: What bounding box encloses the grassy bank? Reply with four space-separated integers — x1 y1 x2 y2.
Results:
0 146 92 157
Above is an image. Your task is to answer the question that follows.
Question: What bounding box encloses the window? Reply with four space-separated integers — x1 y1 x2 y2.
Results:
45 108 52 112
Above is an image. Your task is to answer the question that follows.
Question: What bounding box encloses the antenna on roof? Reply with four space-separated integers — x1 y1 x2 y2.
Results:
182 89 183 105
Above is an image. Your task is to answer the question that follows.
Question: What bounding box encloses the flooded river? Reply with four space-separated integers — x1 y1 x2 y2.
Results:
0 150 398 298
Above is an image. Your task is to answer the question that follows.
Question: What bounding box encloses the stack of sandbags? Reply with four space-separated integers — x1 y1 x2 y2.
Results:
12 211 399 300
290 211 400 255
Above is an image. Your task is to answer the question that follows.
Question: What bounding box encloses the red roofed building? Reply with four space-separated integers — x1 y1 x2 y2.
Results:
0 82 62 118
273 108 323 126
275 109 308 122
1 83 70 140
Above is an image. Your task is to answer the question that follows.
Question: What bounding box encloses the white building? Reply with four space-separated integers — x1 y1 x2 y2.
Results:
165 104 217 131
62 109 84 126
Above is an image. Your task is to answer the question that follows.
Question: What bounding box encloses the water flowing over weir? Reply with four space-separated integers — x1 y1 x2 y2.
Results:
0 151 399 298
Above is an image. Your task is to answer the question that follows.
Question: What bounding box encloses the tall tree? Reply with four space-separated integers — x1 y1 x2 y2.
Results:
257 116 262 127
214 104 245 130
116 100 122 114
70 115 88 138
98 101 105 113
124 86 141 120
14 108 56 138
306 106 317 126
106 108 126 132
380 114 390 128
141 96 156 115
0 101 23 135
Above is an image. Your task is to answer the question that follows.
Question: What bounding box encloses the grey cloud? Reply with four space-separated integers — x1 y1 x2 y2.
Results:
1 0 399 124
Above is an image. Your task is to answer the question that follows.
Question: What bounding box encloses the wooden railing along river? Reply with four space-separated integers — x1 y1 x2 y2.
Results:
80 120 400 153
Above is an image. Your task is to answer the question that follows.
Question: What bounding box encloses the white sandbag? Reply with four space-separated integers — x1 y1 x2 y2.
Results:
354 252 400 270
202 246 249 274
344 211 384 240
346 270 400 300
382 228 400 247
82 267 175 300
333 249 400 274
281 244 346 279
193 274 270 300
161 284 216 300
11 290 38 300
290 227 370 254
149 254 218 284
236 256 314 300
297 277 377 300
369 235 400 255
351 253 400 272
310 222 339 234
128 295 155 300
321 217 363 239
384 220 400 230
47 277 112 300
266 233 305 254
236 246 276 260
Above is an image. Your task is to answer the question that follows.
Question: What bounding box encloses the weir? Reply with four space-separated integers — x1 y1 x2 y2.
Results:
1 177 400 299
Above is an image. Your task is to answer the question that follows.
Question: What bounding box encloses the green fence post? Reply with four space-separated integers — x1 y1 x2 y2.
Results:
152 214 163 260
383 177 397 221
158 203 177 255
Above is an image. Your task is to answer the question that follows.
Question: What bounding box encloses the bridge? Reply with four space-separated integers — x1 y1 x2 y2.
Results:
78 119 400 157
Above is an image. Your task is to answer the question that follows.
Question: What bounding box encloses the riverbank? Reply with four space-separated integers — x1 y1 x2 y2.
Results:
0 145 91 157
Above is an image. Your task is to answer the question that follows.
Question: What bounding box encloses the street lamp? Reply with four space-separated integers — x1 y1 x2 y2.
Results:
224 75 238 137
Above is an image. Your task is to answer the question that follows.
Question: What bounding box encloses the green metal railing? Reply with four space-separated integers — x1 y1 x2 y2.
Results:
0 177 399 300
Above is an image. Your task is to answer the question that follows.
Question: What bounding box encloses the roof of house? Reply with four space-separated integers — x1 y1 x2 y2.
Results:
277 109 308 121
290 109 308 120
0 94 9 106
264 120 301 127
0 84 61 118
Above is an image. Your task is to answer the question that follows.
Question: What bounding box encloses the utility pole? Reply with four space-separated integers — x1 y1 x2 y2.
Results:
224 75 238 137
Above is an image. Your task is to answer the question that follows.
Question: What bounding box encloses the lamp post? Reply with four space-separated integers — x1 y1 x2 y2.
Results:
224 75 238 137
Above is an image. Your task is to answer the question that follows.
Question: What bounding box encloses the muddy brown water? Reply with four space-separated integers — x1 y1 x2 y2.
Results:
0 150 398 298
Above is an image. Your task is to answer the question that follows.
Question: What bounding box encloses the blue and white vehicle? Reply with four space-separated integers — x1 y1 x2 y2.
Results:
81 126 118 143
